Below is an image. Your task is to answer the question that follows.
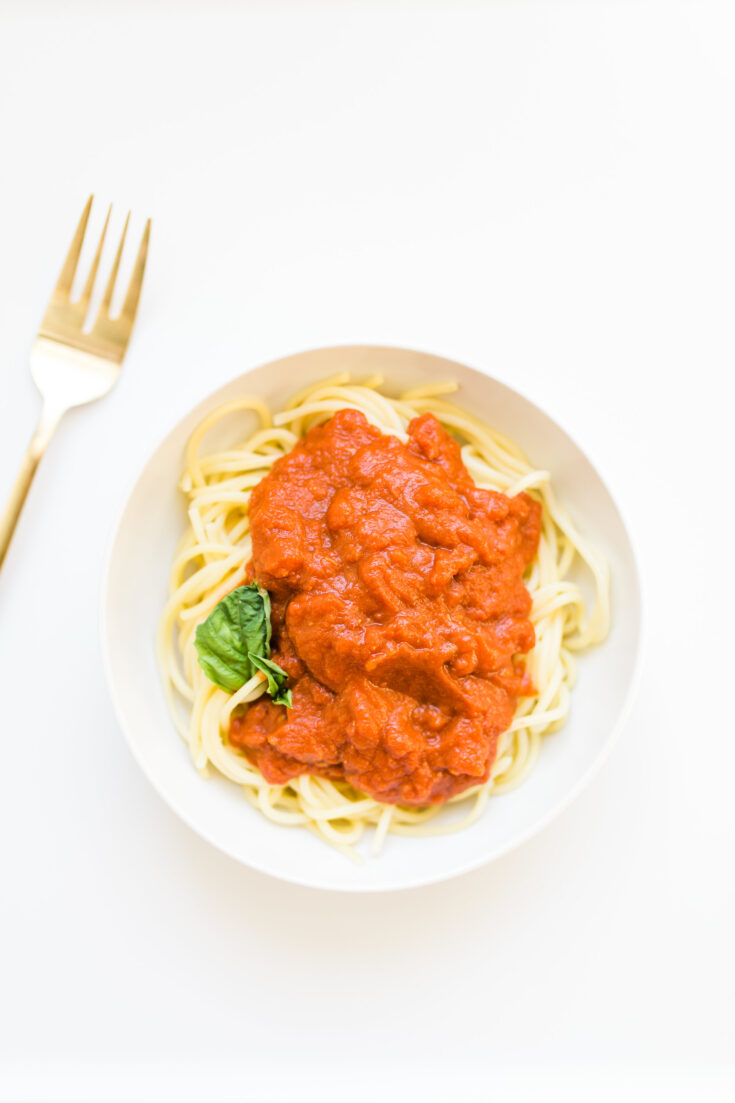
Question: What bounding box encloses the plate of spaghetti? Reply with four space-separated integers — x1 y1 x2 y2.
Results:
102 345 642 891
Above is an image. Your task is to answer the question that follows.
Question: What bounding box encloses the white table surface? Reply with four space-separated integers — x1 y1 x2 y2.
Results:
1 2 734 1100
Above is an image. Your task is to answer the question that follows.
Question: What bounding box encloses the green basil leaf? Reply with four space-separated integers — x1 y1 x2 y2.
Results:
249 653 293 709
194 583 271 692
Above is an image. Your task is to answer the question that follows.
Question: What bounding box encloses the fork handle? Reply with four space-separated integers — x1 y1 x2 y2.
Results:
0 403 64 572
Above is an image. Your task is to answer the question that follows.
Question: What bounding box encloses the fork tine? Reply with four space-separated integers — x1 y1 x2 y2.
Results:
120 218 151 325
53 195 93 299
77 204 111 309
97 211 130 318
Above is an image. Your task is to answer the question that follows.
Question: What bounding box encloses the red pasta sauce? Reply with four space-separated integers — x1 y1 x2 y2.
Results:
229 409 541 805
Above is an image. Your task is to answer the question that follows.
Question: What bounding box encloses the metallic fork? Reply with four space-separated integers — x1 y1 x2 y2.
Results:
0 196 151 571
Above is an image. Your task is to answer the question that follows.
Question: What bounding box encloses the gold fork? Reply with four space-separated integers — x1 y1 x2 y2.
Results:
0 196 151 571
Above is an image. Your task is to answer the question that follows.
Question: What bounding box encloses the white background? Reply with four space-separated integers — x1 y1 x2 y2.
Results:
1 2 734 1100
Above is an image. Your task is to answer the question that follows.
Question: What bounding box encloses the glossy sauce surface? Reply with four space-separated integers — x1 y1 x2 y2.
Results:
229 409 541 805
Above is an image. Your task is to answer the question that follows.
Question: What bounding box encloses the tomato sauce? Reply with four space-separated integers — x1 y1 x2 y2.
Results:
229 409 541 805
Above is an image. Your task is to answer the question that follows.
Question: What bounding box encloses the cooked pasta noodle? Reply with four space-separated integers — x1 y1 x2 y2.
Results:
157 375 609 860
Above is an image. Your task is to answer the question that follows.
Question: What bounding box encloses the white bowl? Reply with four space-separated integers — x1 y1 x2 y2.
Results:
102 345 643 892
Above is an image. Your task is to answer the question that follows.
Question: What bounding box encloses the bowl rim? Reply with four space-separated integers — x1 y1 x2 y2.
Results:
100 342 646 892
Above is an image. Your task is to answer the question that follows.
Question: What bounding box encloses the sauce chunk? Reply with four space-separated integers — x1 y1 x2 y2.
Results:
229 409 541 805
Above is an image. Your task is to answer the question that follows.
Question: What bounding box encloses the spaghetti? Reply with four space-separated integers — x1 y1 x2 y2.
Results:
157 375 609 860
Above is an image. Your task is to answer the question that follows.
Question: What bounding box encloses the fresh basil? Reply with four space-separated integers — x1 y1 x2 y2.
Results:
194 582 290 707
249 653 293 709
